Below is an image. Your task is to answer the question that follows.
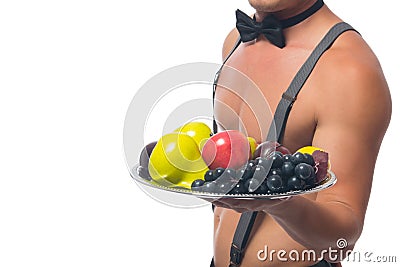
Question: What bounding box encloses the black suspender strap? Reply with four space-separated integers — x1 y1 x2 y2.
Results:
229 212 258 267
267 22 358 141
228 22 357 267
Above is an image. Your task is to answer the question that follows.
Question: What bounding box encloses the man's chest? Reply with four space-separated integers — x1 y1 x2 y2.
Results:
214 43 318 151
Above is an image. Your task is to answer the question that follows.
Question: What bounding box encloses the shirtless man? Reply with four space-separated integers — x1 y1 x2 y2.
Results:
212 0 391 266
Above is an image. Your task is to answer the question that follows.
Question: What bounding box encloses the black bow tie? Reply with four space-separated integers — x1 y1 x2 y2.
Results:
236 9 286 48
235 0 325 48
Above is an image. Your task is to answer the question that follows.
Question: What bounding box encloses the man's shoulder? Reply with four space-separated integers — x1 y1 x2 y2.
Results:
317 30 387 96
314 30 391 126
222 28 240 60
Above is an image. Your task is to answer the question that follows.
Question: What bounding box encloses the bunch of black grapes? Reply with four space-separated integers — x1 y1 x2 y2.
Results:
191 151 317 194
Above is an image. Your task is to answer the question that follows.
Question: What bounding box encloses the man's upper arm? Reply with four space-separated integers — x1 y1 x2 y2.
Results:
314 53 392 226
214 29 241 131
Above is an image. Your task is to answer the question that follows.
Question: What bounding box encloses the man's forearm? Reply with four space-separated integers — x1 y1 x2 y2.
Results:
266 196 362 252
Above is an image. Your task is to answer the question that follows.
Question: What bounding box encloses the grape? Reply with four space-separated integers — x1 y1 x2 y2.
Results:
237 164 255 181
304 153 315 166
270 152 284 169
224 168 236 178
216 180 236 194
294 163 314 180
247 160 257 169
304 172 317 189
287 176 303 190
281 161 295 178
228 182 247 194
292 152 307 165
213 168 238 194
191 179 205 190
204 170 215 182
213 167 225 179
252 166 268 182
268 168 282 177
282 154 293 163
254 183 269 194
244 178 261 193
266 174 283 192
256 157 273 171
236 168 246 179
201 181 217 193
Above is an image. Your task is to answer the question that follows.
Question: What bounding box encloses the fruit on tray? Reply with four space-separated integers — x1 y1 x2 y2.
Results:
201 130 252 170
191 144 330 195
137 122 211 184
139 141 157 167
136 142 158 181
296 146 330 180
148 133 209 189
253 141 291 159
310 150 329 184
247 137 258 159
174 122 212 149
137 125 331 195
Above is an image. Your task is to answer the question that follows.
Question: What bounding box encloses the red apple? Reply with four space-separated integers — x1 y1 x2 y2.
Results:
201 130 250 169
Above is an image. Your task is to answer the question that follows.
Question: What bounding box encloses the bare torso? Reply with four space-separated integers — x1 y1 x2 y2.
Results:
212 8 371 266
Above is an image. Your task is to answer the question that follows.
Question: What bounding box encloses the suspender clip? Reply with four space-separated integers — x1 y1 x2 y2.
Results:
229 244 243 266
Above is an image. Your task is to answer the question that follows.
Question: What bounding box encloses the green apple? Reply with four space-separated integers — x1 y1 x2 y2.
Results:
174 122 212 149
149 133 209 189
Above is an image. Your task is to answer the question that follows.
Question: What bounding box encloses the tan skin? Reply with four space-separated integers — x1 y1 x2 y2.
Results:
212 1 392 266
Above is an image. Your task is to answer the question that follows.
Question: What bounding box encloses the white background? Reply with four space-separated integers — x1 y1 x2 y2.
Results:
0 0 399 266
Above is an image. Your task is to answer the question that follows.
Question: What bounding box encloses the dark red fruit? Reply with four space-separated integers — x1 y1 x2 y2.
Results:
312 150 329 183
139 141 157 168
137 166 151 180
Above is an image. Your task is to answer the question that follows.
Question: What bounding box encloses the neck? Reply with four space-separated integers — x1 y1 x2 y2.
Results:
254 0 319 22
253 2 340 48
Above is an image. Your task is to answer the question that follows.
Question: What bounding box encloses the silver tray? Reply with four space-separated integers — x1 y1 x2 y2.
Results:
130 164 337 199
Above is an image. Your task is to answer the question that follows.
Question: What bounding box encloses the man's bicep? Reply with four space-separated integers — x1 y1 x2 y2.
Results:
312 65 391 221
312 116 376 219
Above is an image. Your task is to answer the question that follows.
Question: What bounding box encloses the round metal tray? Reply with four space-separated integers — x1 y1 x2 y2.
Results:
130 164 337 199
